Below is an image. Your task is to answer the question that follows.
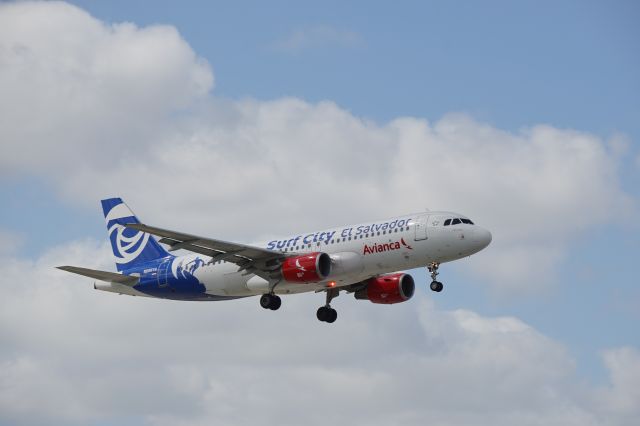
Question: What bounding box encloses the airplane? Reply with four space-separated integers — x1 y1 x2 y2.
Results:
58 198 492 323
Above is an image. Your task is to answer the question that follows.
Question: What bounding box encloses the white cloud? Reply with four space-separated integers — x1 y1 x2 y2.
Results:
596 347 640 420
271 25 364 53
0 0 212 176
0 240 638 425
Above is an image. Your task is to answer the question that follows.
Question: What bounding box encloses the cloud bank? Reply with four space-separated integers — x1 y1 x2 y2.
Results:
0 240 638 425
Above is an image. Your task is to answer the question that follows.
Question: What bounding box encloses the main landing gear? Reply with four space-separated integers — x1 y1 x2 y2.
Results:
317 288 338 323
428 262 443 292
260 293 281 310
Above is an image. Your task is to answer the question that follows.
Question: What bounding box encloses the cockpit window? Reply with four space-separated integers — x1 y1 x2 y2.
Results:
443 219 451 226
451 218 461 225
461 218 474 224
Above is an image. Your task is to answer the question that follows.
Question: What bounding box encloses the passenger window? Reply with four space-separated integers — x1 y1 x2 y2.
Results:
444 219 451 226
452 218 461 225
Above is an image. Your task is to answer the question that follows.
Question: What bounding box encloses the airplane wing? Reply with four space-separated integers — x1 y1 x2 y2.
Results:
57 266 139 286
125 223 285 279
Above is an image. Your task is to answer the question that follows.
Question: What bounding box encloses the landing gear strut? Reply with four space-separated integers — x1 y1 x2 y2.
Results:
428 262 443 292
317 288 338 323
260 293 281 310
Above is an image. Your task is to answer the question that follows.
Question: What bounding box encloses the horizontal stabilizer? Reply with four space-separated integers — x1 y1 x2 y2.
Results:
57 266 139 287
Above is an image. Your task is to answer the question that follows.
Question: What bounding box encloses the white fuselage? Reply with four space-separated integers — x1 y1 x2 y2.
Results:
178 211 491 297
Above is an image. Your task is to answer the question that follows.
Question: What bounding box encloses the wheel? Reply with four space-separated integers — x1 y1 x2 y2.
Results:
430 281 444 292
269 295 281 310
317 307 337 323
326 308 337 323
316 306 329 322
260 294 281 310
260 294 272 309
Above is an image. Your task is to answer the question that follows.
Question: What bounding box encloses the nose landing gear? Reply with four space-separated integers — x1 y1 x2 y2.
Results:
428 262 443 292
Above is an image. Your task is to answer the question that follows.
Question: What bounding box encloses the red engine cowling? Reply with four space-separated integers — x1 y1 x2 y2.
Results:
355 273 415 304
281 252 332 283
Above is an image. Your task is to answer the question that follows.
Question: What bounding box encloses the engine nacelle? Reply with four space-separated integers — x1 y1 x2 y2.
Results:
282 252 331 283
329 251 364 277
354 273 415 304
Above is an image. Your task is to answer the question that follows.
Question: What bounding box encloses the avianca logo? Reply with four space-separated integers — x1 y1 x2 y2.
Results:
363 238 413 255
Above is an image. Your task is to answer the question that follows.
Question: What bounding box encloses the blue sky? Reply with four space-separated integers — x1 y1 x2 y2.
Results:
71 0 640 137
0 1 639 424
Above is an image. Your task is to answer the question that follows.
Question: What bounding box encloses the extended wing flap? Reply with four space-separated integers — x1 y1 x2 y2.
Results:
57 266 139 286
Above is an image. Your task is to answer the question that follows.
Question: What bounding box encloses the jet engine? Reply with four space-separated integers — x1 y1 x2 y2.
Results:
354 273 415 304
281 252 331 283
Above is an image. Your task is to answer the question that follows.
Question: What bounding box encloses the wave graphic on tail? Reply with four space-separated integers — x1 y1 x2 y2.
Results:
101 198 171 272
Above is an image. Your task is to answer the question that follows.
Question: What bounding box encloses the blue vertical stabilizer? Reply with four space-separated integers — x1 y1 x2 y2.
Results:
101 198 171 272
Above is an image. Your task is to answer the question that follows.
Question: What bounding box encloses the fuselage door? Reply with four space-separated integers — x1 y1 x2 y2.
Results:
157 258 171 288
414 215 429 241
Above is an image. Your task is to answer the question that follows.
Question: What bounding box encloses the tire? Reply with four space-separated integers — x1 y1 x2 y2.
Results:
260 294 272 309
430 281 439 291
326 308 337 323
435 282 443 292
317 306 329 322
270 295 282 310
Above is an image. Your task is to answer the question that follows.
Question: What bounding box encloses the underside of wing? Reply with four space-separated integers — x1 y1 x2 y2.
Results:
124 223 285 279
57 266 139 286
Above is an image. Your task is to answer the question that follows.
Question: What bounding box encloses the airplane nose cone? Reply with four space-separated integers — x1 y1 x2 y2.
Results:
473 227 492 250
